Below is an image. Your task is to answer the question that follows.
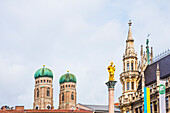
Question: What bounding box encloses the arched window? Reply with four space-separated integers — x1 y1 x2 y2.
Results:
37 88 39 98
131 82 134 90
47 88 50 97
127 82 129 90
131 61 134 70
71 92 74 100
35 105 39 110
46 105 51 109
47 80 48 83
127 63 129 71
69 85 70 87
62 93 64 101
66 85 67 87
44 80 45 83
41 80 42 83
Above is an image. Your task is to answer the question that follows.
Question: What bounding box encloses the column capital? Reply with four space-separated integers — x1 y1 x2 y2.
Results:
106 81 117 89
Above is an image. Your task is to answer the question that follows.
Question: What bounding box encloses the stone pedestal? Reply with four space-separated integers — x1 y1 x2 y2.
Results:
106 81 117 113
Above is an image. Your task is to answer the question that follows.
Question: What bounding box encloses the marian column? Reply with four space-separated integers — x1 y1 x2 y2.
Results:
106 62 117 113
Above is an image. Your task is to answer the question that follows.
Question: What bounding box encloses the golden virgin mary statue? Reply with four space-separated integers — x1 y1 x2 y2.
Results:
107 62 116 81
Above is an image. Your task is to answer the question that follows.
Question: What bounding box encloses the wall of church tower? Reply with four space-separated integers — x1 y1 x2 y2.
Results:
33 77 53 109
59 82 76 110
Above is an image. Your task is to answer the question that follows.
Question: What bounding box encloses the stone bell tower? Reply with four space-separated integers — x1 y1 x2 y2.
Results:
33 65 54 110
59 71 77 110
119 20 140 112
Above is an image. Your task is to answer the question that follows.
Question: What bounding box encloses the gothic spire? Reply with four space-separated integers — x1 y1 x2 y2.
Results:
125 20 135 55
127 20 134 41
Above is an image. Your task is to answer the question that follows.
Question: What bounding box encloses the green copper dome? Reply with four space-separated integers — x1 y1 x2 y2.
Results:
59 71 77 84
34 65 53 79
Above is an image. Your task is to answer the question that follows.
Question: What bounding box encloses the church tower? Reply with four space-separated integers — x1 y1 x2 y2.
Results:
33 65 54 110
119 21 140 112
59 71 77 110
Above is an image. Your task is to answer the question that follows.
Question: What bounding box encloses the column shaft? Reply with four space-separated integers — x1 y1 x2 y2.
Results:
109 88 114 113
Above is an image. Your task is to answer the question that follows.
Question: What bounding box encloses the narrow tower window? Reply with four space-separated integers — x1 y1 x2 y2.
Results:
71 92 74 100
47 88 50 97
132 82 134 90
131 61 134 70
127 63 129 71
62 93 64 101
37 88 39 98
127 82 129 90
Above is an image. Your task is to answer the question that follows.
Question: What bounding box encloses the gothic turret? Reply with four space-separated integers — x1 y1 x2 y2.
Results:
119 21 140 111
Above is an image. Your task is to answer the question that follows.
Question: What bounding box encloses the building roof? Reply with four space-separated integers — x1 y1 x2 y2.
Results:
34 65 53 79
59 71 77 84
78 103 120 112
0 109 92 113
145 54 170 86
137 54 170 90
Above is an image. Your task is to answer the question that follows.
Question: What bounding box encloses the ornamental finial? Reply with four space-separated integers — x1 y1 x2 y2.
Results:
67 70 69 73
128 20 132 26
43 65 45 68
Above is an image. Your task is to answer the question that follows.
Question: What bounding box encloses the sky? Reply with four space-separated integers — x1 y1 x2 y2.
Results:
0 0 170 109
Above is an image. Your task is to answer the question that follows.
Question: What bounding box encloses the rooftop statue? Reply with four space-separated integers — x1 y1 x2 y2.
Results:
107 62 116 81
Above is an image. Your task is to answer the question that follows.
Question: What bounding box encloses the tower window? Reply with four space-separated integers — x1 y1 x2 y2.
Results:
38 81 39 83
47 80 48 83
69 85 70 87
131 62 134 70
37 88 39 98
35 106 39 110
66 85 67 87
47 105 51 109
139 106 142 113
41 80 42 83
47 88 50 97
36 81 37 84
132 82 134 90
49 80 51 83
127 63 129 71
62 93 64 101
127 82 129 90
44 80 45 83
166 97 169 108
71 92 74 100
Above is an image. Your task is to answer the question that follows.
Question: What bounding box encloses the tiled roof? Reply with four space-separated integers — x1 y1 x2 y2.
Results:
0 109 92 113
78 103 120 112
137 54 170 90
144 54 170 86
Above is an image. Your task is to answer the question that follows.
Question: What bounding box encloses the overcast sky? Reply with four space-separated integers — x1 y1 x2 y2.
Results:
0 0 170 109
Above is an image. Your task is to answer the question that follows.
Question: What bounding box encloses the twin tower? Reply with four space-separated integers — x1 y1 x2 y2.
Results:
33 65 77 110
